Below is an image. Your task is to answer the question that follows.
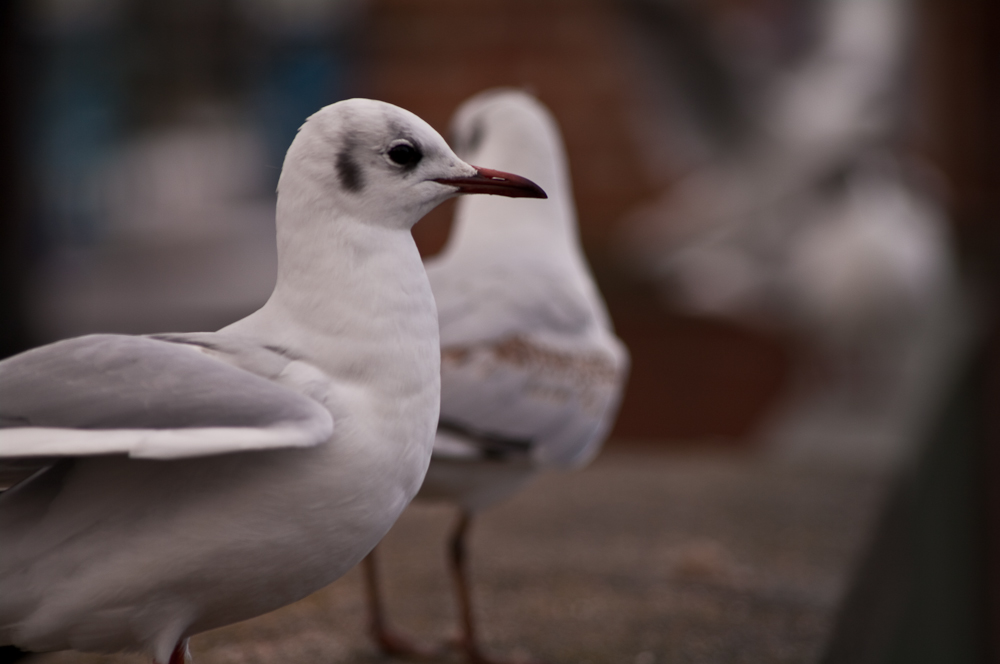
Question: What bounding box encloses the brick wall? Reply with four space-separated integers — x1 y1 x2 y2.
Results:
361 0 791 442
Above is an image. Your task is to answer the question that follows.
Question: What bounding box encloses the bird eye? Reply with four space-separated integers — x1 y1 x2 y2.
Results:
465 122 485 155
387 142 422 167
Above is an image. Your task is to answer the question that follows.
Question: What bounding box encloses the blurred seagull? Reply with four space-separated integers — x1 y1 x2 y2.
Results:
620 0 970 467
0 99 545 664
361 89 629 664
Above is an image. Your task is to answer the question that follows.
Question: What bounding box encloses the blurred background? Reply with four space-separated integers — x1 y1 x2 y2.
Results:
1 0 999 662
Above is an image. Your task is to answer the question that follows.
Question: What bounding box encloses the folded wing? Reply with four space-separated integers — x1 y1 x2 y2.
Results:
0 334 334 466
436 334 626 469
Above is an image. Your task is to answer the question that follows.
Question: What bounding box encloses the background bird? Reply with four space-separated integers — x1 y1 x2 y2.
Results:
620 0 970 469
0 99 545 664
361 89 629 664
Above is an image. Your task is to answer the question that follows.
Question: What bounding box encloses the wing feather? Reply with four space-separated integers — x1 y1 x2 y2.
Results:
0 334 333 461
437 334 627 468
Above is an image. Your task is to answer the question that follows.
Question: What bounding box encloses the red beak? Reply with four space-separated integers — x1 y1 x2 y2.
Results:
434 166 547 199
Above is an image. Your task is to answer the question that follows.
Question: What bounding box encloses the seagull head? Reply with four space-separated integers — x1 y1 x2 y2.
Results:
278 98 545 229
449 88 566 196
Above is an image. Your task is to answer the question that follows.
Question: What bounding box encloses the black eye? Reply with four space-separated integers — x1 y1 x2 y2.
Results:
388 142 422 167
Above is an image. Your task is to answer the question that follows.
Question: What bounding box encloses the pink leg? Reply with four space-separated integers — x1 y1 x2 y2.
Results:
448 513 542 664
162 639 188 664
363 547 440 659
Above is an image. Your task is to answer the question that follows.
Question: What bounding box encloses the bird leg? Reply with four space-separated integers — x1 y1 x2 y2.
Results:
448 513 542 664
449 512 477 654
163 639 189 664
449 513 496 664
362 547 440 659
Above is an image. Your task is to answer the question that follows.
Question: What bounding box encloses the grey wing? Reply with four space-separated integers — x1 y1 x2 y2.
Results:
436 333 628 469
0 334 334 467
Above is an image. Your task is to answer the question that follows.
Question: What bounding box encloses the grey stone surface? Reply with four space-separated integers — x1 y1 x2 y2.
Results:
33 447 889 664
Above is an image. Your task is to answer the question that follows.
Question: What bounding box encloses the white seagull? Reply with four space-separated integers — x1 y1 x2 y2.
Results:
361 89 629 664
0 98 545 664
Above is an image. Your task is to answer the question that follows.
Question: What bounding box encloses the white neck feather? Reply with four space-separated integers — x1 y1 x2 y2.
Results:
226 189 441 400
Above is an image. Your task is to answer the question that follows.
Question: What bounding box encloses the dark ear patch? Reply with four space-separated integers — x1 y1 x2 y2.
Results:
336 148 363 193
464 121 485 156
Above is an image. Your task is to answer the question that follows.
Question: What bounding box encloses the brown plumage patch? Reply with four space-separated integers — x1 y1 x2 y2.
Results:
442 334 621 413
488 336 619 383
